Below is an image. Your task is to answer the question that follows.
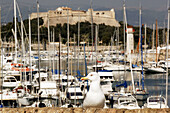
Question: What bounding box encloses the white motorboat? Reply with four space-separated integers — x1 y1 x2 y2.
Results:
0 90 17 107
13 84 34 106
109 87 131 101
143 95 169 108
29 99 52 107
0 89 17 100
113 95 140 109
64 85 84 106
133 88 149 100
104 64 128 71
32 72 60 98
144 61 166 74
18 95 35 106
144 67 166 74
3 76 18 90
158 60 170 69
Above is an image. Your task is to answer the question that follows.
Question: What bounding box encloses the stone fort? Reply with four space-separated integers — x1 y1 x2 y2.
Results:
30 7 120 27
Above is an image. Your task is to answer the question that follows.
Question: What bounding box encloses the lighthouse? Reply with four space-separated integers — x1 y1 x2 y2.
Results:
126 26 134 54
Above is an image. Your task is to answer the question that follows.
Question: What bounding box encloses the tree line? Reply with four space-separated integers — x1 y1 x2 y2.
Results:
1 18 166 50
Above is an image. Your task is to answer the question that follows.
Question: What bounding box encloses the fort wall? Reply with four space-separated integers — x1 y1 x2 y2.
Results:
30 7 120 27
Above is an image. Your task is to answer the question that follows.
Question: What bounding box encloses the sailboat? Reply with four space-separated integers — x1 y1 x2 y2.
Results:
109 1 141 109
143 95 168 108
113 94 140 109
144 20 166 74
132 6 149 101
143 6 170 109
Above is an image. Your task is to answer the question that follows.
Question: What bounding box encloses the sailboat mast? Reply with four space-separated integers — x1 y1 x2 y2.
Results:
37 0 41 91
144 24 147 62
0 6 3 106
95 25 98 72
29 14 32 82
163 21 166 45
156 20 158 63
139 5 144 90
90 0 94 61
0 6 2 45
139 4 142 62
67 8 70 88
53 28 55 74
152 24 155 50
59 34 61 86
47 13 51 73
117 27 119 64
123 0 127 78
78 7 80 71
14 0 17 59
166 7 170 108
21 16 26 83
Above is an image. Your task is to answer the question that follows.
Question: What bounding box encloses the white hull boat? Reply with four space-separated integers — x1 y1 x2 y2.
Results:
143 95 169 108
113 95 140 109
145 67 166 74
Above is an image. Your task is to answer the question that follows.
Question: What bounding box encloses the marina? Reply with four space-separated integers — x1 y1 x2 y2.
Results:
0 0 170 111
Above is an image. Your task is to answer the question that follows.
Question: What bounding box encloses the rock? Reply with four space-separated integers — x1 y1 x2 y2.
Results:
163 108 170 113
63 108 73 113
73 108 83 113
124 109 140 113
107 108 117 113
37 108 49 113
95 108 108 113
116 109 127 113
0 107 170 113
84 108 97 113
54 107 66 113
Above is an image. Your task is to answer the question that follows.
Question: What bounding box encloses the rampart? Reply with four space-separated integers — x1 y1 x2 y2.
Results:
30 7 120 27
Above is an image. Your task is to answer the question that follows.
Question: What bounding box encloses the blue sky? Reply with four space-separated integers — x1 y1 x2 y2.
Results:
0 0 169 11
0 0 169 26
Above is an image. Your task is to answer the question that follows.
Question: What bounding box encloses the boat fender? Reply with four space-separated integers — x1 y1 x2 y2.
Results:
128 86 131 91
6 91 9 95
24 88 30 93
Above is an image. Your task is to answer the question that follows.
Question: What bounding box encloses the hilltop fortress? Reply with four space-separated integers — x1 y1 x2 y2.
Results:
30 7 120 27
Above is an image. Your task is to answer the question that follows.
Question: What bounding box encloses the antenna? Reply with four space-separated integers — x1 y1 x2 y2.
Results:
167 0 170 9
90 0 93 8
123 0 126 4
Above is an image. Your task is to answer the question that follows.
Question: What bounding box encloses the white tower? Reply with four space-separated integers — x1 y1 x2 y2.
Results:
126 26 134 54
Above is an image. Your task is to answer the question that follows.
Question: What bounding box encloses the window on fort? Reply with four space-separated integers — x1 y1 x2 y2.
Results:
60 12 62 14
96 13 99 15
57 12 59 14
102 12 105 14
54 12 56 14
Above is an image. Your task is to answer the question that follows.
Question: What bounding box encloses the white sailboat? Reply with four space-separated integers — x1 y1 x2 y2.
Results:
143 96 168 108
143 6 170 109
113 94 140 109
144 20 166 74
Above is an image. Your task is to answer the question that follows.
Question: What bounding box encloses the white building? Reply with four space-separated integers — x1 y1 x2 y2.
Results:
126 26 134 54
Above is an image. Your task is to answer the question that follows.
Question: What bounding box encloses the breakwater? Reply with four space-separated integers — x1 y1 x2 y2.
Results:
0 107 169 113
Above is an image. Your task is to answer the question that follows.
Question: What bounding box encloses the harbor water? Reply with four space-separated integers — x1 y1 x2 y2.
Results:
39 59 170 107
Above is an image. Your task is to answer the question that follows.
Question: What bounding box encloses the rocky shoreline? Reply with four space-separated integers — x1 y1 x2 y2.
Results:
0 107 169 113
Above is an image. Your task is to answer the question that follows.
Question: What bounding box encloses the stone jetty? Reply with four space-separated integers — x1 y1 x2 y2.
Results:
0 107 169 113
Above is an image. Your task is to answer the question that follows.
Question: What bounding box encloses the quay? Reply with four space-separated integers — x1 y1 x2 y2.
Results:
0 107 169 113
